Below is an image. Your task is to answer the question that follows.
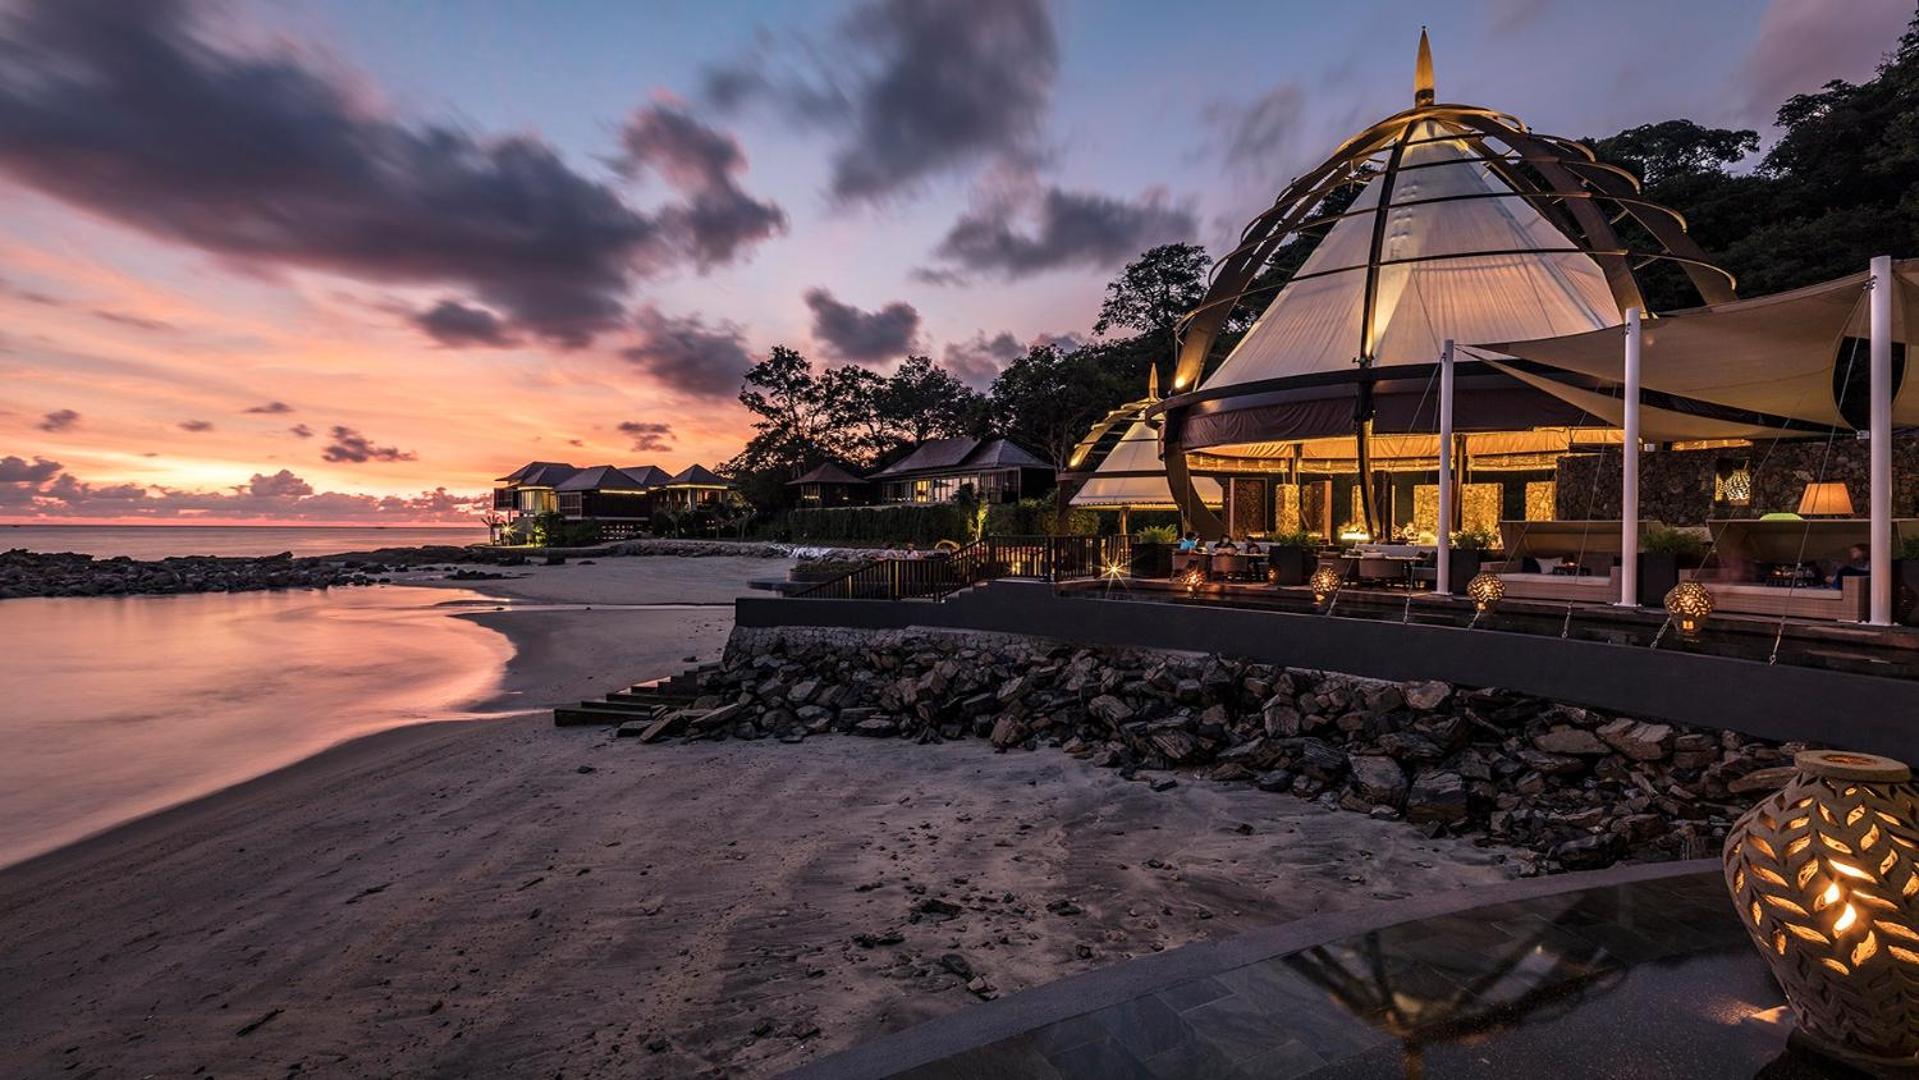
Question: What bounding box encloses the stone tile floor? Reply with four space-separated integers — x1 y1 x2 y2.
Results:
893 871 1867 1079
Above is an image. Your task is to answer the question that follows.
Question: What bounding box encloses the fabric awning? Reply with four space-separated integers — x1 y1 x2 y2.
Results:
1071 419 1223 509
1480 260 1919 432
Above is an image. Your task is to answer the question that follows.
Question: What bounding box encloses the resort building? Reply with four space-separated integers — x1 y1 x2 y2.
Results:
787 462 873 507
868 437 1056 505
491 459 735 541
1066 369 1224 533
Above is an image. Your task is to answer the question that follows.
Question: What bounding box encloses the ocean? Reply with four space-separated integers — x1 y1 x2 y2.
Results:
0 586 511 868
4 524 490 560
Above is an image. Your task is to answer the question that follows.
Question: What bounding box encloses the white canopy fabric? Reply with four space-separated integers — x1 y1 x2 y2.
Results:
1482 261 1919 432
1485 361 1806 442
1071 419 1224 509
1201 121 1619 393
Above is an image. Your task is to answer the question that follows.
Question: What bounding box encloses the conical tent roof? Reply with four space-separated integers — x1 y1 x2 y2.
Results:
1071 420 1223 509
1203 121 1619 393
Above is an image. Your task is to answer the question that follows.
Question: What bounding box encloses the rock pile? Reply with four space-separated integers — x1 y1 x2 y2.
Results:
0 549 395 599
634 626 1811 875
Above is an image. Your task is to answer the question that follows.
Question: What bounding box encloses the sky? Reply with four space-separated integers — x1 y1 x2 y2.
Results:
0 0 1911 524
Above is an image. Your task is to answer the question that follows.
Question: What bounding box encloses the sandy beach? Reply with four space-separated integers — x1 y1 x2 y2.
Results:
0 558 1516 1078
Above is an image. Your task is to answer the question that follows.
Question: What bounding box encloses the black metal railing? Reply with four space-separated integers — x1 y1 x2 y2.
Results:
795 535 1132 600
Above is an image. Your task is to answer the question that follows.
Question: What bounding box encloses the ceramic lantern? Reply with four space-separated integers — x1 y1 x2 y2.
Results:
1309 565 1342 603
1723 749 1919 1069
1466 570 1504 613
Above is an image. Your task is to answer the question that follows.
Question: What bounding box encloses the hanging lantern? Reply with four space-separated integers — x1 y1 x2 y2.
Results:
1465 570 1504 613
1308 564 1342 604
1724 750 1919 1070
1664 580 1714 636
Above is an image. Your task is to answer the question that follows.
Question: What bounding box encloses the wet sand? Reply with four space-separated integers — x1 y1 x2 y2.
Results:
0 558 1516 1077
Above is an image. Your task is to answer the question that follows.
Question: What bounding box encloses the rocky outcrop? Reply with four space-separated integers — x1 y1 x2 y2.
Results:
0 549 413 599
657 625 1817 875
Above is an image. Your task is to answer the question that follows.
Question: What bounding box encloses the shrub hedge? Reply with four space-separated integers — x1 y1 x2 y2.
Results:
769 498 1102 544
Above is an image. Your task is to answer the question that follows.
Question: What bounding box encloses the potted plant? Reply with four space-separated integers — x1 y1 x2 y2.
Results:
1130 523 1177 579
1639 525 1706 606
1447 526 1496 585
1264 530 1320 586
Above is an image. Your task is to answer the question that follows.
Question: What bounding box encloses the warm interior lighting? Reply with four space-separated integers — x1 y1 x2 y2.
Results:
1466 570 1505 613
1798 481 1855 517
1664 580 1715 635
1725 750 1919 1069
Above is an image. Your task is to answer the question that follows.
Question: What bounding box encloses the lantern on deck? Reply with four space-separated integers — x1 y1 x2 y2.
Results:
1465 571 1504 613
1180 566 1207 594
1309 565 1342 604
1724 750 1919 1071
1664 580 1714 636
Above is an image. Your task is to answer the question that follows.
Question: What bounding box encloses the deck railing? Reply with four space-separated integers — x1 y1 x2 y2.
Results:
795 535 1131 600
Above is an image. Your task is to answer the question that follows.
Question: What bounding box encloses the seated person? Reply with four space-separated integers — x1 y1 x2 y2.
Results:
1242 537 1263 555
1831 544 1870 590
1214 537 1239 554
1175 531 1199 553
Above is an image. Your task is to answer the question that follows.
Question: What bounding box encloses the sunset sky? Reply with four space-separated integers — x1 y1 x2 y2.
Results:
1 0 1909 524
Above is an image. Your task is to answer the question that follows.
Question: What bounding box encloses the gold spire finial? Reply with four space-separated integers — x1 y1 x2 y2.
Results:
1147 363 1160 401
1414 27 1435 106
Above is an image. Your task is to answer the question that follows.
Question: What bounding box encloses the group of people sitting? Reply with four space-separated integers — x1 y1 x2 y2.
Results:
1174 532 1265 556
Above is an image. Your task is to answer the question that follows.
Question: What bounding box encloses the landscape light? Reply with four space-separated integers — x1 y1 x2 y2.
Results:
1664 580 1714 636
1309 564 1342 604
1181 565 1207 594
1724 750 1919 1071
1466 571 1504 613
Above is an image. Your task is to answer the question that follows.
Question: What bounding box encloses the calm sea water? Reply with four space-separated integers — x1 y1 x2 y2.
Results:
4 524 488 560
0 586 511 868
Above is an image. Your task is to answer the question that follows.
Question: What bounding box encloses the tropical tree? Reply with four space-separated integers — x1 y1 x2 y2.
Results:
1093 242 1211 341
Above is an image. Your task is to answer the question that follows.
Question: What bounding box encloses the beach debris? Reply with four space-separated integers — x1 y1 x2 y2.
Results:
235 1009 282 1037
344 882 392 904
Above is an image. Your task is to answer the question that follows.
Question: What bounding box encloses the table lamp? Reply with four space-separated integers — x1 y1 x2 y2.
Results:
1797 481 1855 518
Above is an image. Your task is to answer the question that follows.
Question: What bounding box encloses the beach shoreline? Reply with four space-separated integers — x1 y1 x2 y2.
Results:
0 557 1523 1078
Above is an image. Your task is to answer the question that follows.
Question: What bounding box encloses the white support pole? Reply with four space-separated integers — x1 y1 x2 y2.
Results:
1870 254 1894 626
1619 307 1642 607
1437 339 1455 595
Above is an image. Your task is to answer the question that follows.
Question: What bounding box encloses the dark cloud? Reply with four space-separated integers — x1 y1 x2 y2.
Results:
1206 83 1305 172
0 454 61 484
0 0 672 348
1735 0 1912 125
1 458 479 520
244 401 293 414
92 309 175 332
413 299 516 348
617 420 674 452
178 419 213 432
0 276 61 306
941 331 1023 386
1035 331 1085 353
804 289 920 363
289 423 314 438
321 426 416 463
703 0 1057 202
620 103 786 268
620 306 752 400
37 408 79 432
927 187 1197 279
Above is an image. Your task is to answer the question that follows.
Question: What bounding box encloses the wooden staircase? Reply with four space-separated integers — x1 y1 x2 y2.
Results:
553 664 713 727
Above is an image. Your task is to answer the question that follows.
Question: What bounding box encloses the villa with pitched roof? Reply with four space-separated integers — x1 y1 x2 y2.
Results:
491 460 735 541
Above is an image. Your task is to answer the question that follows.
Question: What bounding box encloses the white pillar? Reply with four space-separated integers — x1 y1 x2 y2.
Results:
1619 307 1641 607
1437 339 1455 595
1870 254 1894 625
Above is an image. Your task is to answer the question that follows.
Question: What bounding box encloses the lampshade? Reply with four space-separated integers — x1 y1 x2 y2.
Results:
1798 481 1855 517
1466 571 1505 613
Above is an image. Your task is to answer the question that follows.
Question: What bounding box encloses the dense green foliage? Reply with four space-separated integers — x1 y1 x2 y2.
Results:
770 498 1100 545
1590 13 1919 308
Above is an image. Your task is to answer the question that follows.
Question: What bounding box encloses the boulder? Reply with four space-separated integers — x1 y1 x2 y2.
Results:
1401 680 1451 711
1405 770 1469 825
1088 695 1134 726
1349 755 1408 807
990 716 1029 748
1595 719 1674 761
1531 727 1608 756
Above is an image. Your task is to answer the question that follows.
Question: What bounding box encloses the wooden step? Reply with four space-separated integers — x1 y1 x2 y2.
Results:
554 701 662 726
